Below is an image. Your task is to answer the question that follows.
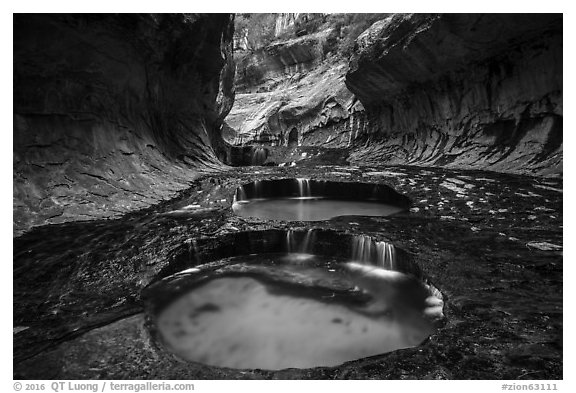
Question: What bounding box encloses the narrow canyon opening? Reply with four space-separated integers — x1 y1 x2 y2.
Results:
13 12 562 380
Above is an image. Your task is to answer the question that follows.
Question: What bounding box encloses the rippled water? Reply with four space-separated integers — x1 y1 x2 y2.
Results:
156 253 434 370
232 198 405 221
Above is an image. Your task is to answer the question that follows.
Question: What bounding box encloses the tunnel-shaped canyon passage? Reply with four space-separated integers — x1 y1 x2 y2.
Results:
12 13 562 380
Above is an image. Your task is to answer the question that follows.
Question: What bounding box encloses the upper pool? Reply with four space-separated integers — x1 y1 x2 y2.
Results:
232 178 410 221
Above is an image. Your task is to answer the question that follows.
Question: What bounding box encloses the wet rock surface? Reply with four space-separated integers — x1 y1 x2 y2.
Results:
14 159 562 379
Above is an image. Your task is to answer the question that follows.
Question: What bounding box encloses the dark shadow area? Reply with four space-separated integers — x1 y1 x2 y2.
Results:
288 128 299 147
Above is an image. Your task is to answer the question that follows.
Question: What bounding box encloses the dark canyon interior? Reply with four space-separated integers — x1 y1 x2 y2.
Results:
13 13 562 379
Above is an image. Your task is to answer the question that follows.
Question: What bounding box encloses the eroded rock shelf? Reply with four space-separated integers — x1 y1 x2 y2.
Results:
13 164 562 379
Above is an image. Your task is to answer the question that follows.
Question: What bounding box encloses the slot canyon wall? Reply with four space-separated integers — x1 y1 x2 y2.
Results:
13 13 563 235
12 14 564 379
346 14 563 176
227 14 366 148
13 14 235 236
228 13 562 177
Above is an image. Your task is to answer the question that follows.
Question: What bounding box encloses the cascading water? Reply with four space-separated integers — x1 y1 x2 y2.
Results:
286 230 295 253
296 178 311 198
185 238 201 265
232 179 408 221
251 147 267 165
233 185 247 203
351 236 397 270
285 229 316 254
376 241 396 270
351 235 374 264
300 229 316 253
149 231 442 370
254 180 262 198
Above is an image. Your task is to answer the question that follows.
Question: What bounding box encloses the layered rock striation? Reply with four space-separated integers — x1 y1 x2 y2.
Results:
13 14 235 235
228 16 367 148
346 14 563 176
228 61 365 148
235 30 329 92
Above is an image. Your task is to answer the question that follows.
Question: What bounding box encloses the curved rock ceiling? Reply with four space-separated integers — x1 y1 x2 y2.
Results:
13 14 235 235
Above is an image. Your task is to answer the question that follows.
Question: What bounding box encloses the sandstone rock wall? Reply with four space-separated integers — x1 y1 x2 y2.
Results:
273 13 326 37
229 17 369 148
13 14 235 235
227 61 363 148
302 110 367 148
234 29 331 93
274 13 299 36
346 14 563 176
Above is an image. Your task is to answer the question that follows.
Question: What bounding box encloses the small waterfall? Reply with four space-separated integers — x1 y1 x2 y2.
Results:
286 230 296 253
254 180 262 199
376 241 396 270
351 235 374 263
300 229 316 254
351 236 397 270
186 238 201 265
286 229 316 254
234 186 247 203
296 178 311 198
251 147 267 165
347 116 354 147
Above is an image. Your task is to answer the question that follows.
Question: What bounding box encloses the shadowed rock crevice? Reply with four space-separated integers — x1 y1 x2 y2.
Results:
13 14 236 235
